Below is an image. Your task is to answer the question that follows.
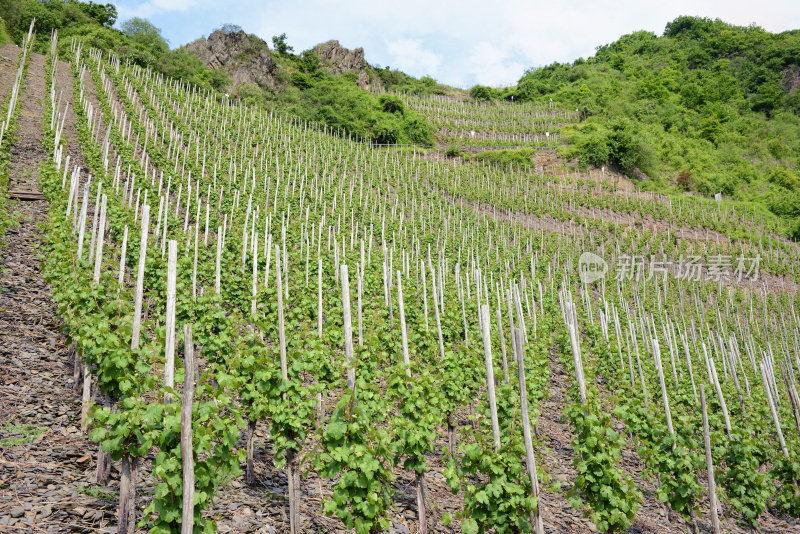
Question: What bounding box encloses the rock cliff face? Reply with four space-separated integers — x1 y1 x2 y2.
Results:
312 40 378 90
184 30 278 90
184 31 380 92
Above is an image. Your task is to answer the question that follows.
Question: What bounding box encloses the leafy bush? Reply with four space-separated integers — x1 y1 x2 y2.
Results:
606 121 651 176
444 144 461 158
577 133 610 168
767 168 800 190
157 49 205 82
470 85 496 101
274 73 433 145
290 72 312 90
379 94 404 114
399 115 434 145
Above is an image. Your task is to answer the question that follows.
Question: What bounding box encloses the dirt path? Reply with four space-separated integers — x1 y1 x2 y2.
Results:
53 57 87 175
0 52 114 532
536 347 601 533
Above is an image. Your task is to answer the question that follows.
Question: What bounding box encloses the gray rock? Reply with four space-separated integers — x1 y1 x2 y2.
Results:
313 40 379 90
184 30 277 91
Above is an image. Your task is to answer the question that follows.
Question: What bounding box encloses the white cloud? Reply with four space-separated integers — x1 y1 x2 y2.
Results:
385 39 443 78
116 0 204 23
466 41 526 87
118 0 800 87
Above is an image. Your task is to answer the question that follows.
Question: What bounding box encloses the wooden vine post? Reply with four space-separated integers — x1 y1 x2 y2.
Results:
397 270 411 375
165 240 177 392
341 264 356 391
275 244 299 534
181 325 195 534
120 204 149 534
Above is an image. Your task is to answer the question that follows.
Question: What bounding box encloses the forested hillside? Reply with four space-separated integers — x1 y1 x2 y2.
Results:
513 17 800 237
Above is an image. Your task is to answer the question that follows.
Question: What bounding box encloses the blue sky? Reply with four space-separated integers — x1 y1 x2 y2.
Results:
113 0 800 88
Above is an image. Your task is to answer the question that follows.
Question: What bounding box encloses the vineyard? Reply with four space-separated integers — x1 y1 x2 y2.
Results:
1 20 800 534
393 93 577 150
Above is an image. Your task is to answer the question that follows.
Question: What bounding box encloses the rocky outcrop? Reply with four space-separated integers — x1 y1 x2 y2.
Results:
312 40 379 90
185 31 381 92
184 29 278 90
782 65 800 94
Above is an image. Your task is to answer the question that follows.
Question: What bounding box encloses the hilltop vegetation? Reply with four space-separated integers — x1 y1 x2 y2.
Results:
0 1 436 145
511 16 800 237
192 27 435 145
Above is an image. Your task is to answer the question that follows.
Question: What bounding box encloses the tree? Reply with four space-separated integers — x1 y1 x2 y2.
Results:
272 32 293 55
157 49 204 81
219 23 242 35
120 17 168 55
76 1 117 26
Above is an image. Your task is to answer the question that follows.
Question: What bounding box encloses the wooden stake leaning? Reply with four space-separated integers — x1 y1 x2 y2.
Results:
92 193 107 283
515 329 544 534
480 304 501 449
700 385 721 534
431 266 445 359
215 227 222 295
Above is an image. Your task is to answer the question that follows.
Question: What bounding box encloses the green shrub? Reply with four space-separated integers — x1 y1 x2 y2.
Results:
379 94 405 114
236 83 265 105
400 115 434 146
290 72 312 90
373 119 400 144
444 144 461 158
767 168 800 190
157 49 204 82
606 121 649 176
469 85 495 101
578 133 610 168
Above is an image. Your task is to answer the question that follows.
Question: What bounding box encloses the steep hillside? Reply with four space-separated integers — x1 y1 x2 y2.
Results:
512 16 800 237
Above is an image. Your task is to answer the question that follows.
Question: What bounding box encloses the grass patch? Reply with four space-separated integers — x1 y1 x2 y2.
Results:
0 423 46 447
77 485 119 500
